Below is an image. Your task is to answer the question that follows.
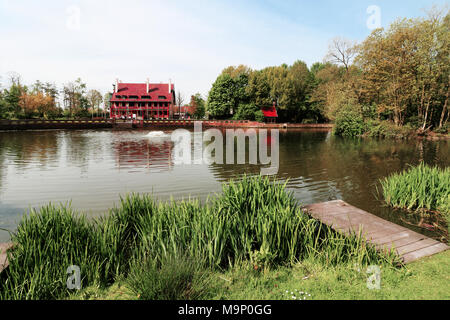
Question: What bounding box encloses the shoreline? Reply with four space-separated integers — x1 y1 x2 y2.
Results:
0 119 333 131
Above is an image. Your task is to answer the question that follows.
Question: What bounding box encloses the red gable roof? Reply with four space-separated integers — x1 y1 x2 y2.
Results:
112 83 174 102
261 105 278 118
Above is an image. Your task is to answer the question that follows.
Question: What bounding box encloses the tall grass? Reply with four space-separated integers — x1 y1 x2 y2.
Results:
1 176 400 300
380 163 450 215
0 205 126 299
126 250 211 300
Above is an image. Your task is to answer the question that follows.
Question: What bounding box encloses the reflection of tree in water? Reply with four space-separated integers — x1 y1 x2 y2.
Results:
208 130 330 182
0 131 60 171
0 139 5 192
64 131 102 174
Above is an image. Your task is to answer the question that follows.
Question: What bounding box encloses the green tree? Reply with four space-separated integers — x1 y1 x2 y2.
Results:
4 83 24 118
86 89 103 117
207 65 251 119
233 103 259 121
191 93 206 119
246 70 271 107
206 74 236 118
63 78 87 117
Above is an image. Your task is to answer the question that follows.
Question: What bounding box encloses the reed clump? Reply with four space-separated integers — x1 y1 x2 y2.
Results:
1 176 399 300
380 163 450 215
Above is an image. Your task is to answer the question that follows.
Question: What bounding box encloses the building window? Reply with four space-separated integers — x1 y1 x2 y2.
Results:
158 96 166 100
129 95 138 99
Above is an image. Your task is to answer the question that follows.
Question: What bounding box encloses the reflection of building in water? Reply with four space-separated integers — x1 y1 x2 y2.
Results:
114 139 173 172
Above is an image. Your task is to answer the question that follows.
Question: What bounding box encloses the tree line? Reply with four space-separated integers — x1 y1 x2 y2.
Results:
206 9 449 132
0 74 108 120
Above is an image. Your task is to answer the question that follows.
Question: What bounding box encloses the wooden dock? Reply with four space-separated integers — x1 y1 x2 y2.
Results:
304 200 449 264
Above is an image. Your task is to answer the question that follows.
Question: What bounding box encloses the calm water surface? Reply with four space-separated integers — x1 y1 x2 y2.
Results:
0 129 449 242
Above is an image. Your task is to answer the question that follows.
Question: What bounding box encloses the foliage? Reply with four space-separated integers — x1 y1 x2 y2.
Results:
206 74 237 118
333 105 364 138
190 93 206 119
86 89 103 116
233 103 259 121
255 110 265 123
380 163 450 215
204 9 449 131
356 13 449 129
207 66 250 118
364 120 415 139
62 78 87 117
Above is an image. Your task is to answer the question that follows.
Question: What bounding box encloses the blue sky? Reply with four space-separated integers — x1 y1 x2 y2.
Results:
0 0 447 100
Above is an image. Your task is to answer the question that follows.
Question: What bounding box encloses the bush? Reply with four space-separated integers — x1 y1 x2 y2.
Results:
255 110 265 123
434 124 449 134
302 119 317 124
333 105 364 138
364 120 415 139
233 103 259 121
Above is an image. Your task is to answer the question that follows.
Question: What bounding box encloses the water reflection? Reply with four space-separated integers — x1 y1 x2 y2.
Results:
114 139 173 172
0 129 448 242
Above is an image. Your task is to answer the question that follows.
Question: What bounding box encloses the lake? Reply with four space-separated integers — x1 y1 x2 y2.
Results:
0 128 449 242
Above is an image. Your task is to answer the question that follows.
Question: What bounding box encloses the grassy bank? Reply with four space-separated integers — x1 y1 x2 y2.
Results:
380 163 450 239
0 176 401 300
70 250 450 300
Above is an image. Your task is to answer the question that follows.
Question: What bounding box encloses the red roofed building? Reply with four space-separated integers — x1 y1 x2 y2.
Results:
261 101 278 123
109 79 175 120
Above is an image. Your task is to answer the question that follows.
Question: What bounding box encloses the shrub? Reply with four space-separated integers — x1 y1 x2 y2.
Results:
233 103 259 121
434 124 449 134
333 105 364 138
365 120 414 139
255 110 265 123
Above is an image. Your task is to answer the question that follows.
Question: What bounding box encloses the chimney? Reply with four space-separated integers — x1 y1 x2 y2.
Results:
146 78 149 93
115 78 119 93
168 79 172 93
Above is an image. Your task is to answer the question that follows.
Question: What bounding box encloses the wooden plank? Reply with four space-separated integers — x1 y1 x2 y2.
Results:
397 238 440 255
375 234 426 251
373 232 424 246
402 243 449 264
304 201 449 264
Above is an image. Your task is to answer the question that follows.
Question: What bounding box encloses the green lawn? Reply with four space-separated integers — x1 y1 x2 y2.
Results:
70 250 450 300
